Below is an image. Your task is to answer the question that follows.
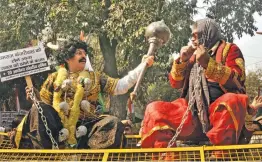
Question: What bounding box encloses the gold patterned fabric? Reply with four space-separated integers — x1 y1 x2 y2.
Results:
205 57 231 85
85 72 101 102
38 70 121 122
40 71 103 103
15 68 125 148
235 58 245 81
170 61 187 81
141 125 175 143
39 88 52 105
222 43 231 64
39 73 57 104
87 116 125 149
213 102 239 134
39 70 105 144
103 76 119 94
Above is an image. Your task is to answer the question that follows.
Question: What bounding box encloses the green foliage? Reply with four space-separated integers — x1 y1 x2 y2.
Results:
203 0 262 41
245 69 262 100
0 0 261 118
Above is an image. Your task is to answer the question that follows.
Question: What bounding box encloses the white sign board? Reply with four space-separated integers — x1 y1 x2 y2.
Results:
0 45 50 82
0 110 28 128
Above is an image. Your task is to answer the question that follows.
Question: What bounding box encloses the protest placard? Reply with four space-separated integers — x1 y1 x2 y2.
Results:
0 45 50 82
0 110 28 128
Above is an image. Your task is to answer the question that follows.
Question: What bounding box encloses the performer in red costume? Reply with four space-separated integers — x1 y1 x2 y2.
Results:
141 17 260 154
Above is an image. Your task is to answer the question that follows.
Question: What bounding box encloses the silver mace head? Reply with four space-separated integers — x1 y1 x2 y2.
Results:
145 20 171 48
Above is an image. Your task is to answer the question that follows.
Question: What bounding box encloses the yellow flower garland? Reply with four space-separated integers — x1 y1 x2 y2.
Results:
53 66 69 128
68 84 84 144
53 66 89 145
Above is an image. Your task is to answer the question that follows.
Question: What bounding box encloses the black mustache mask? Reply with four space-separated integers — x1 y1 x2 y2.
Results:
79 58 86 63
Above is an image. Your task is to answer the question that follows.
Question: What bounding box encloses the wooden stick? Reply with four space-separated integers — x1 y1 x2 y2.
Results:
258 86 261 97
130 41 157 101
25 75 33 88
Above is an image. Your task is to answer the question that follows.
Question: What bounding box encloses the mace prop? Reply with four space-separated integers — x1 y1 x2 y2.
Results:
128 20 171 122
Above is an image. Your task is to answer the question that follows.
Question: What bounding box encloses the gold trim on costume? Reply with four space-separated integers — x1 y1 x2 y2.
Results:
213 102 239 141
103 76 119 95
205 58 231 85
205 57 216 77
170 61 187 81
235 58 245 81
52 67 97 145
36 67 105 145
39 88 52 105
86 72 101 102
141 125 175 142
222 43 231 64
39 73 57 104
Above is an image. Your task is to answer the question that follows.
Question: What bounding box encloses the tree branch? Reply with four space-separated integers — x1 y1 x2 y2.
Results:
111 39 117 49
156 0 165 20
102 0 111 20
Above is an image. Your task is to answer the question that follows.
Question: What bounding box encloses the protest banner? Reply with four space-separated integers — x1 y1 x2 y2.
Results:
0 45 50 84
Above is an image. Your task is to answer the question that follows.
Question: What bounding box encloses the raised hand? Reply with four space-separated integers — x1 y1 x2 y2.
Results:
251 96 262 110
179 46 195 62
25 86 40 102
142 55 155 67
25 86 33 101
195 45 210 68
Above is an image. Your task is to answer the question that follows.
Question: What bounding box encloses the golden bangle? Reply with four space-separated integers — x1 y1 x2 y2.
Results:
170 61 187 81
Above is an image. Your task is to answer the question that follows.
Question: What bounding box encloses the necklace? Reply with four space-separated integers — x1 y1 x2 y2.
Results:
52 66 87 145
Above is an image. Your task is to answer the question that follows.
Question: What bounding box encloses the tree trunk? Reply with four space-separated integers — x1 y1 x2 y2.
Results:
97 0 130 120
99 34 128 120
99 35 118 77
109 94 129 120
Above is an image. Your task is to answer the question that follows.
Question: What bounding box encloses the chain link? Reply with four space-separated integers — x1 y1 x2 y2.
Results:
29 88 59 149
166 66 202 148
160 66 202 159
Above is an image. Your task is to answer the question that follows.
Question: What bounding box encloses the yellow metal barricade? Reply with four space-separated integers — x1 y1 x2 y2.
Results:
0 145 262 161
203 144 262 161
0 132 262 161
0 132 13 149
125 135 141 149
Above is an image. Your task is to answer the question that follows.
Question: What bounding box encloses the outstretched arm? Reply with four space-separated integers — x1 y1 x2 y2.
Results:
101 56 154 95
113 56 154 95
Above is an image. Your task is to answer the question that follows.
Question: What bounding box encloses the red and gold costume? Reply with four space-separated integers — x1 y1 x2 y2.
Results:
141 40 249 148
